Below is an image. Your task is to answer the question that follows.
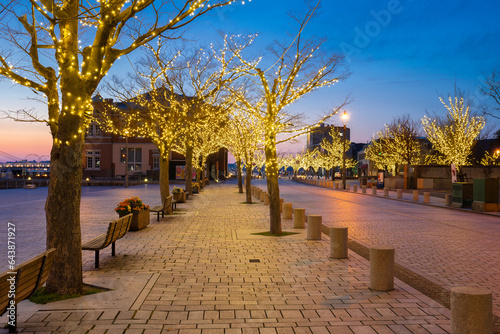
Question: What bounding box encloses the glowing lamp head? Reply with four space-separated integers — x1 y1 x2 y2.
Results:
496 149 500 155
340 110 349 125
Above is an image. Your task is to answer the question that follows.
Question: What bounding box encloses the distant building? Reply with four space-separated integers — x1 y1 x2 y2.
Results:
82 95 227 181
307 123 350 150
0 161 50 179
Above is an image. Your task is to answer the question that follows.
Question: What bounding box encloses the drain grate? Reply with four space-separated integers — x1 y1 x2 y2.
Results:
249 259 260 263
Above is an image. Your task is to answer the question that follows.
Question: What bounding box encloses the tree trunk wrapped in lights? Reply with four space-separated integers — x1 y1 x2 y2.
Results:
0 0 243 295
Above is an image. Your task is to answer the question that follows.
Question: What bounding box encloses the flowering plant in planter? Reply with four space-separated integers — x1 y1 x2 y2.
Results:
171 186 184 194
115 197 150 216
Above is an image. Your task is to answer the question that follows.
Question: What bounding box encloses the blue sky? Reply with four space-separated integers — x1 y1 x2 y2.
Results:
1 0 499 160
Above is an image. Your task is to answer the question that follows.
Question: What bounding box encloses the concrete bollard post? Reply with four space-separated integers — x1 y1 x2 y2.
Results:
383 187 389 196
307 215 322 240
371 186 377 195
362 185 367 194
413 190 419 202
423 192 430 203
283 203 293 219
264 193 269 205
451 286 492 334
370 246 395 291
256 188 261 198
445 194 452 206
280 198 284 212
335 182 339 189
330 227 348 259
353 185 358 193
346 184 350 191
260 191 265 202
293 208 306 228
397 189 403 199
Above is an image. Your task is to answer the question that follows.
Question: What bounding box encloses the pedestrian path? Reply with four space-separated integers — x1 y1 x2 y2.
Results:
1 181 451 333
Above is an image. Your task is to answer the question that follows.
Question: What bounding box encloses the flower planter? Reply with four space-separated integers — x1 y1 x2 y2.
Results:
192 186 199 194
173 192 186 203
120 209 150 231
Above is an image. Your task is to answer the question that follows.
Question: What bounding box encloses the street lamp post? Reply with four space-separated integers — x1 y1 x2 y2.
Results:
124 131 129 188
341 111 349 190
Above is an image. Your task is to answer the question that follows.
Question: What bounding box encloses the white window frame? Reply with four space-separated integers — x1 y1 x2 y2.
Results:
86 150 101 170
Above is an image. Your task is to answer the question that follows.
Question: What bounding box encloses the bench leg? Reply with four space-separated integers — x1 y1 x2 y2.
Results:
112 242 116 256
157 212 160 221
95 250 100 269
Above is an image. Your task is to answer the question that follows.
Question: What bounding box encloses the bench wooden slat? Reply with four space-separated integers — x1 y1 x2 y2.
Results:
0 248 56 318
0 272 10 312
82 234 107 250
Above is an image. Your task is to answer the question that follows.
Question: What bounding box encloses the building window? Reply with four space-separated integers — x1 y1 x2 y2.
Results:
152 150 160 170
86 122 102 137
86 150 101 170
120 148 142 171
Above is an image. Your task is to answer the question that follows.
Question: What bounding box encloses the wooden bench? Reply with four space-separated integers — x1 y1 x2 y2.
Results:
82 214 132 268
150 195 172 221
0 248 56 333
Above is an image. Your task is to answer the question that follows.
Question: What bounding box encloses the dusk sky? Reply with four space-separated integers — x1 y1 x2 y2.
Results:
1 0 499 162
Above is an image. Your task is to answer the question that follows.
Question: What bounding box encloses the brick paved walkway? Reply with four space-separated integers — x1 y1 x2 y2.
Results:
1 181 451 333
256 178 500 322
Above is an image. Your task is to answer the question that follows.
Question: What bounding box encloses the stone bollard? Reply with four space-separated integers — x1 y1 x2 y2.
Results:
280 198 284 212
371 186 377 195
330 227 348 259
256 188 261 198
346 184 350 191
293 208 306 228
260 191 265 202
370 246 395 291
451 286 492 334
423 192 430 203
307 215 322 240
283 203 293 219
397 189 403 199
445 194 452 206
353 184 358 193
335 182 339 189
383 187 389 197
413 190 419 202
264 193 269 205
362 185 367 194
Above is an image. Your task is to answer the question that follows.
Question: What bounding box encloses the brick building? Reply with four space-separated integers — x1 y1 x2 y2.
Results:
82 95 227 181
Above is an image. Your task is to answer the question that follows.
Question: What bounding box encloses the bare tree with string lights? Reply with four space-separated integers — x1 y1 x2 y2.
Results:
227 0 349 234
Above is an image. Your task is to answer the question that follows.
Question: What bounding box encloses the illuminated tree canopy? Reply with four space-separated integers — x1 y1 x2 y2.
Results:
227 2 349 233
0 0 242 295
366 115 422 174
422 96 485 170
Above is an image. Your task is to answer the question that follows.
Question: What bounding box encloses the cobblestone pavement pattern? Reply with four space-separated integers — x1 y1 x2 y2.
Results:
0 181 451 333
261 178 500 320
